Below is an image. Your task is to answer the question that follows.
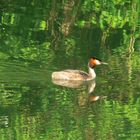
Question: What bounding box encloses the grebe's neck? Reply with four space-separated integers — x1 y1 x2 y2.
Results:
88 66 96 79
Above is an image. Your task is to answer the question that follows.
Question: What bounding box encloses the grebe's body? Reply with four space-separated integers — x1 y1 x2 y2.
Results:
52 68 95 81
52 57 107 81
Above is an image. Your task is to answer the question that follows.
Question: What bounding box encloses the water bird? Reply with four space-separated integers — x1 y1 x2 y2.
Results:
52 57 108 81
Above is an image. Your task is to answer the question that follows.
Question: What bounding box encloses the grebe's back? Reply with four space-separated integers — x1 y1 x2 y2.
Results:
52 70 91 81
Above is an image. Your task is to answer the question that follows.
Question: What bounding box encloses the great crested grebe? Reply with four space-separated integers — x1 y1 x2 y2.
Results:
52 57 108 81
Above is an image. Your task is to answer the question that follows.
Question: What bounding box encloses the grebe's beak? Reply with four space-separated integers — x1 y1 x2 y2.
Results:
101 62 108 65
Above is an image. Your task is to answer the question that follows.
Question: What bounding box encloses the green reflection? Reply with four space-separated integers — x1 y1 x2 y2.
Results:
0 0 140 140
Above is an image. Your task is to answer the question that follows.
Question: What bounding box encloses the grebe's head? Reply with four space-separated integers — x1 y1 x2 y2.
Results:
88 57 108 68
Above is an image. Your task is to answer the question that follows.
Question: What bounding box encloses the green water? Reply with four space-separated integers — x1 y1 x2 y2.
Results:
0 1 140 140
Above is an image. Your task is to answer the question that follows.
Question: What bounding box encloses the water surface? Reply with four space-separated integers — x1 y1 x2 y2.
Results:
0 1 140 140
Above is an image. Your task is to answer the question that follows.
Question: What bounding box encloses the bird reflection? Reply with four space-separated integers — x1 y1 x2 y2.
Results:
52 79 100 103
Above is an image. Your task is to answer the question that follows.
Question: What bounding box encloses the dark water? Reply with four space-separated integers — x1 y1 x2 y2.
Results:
0 1 140 140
